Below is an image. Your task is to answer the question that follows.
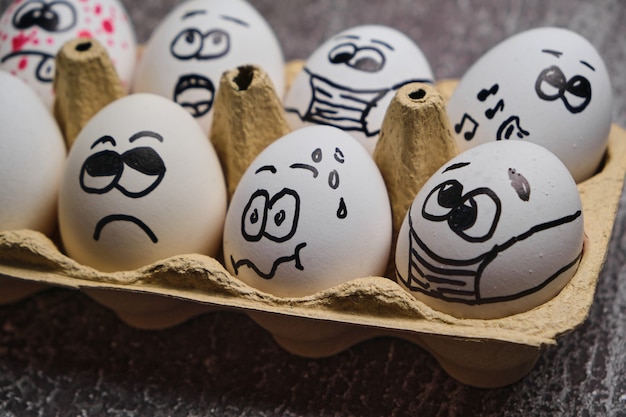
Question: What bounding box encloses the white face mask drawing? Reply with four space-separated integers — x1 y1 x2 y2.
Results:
284 25 433 154
395 141 585 318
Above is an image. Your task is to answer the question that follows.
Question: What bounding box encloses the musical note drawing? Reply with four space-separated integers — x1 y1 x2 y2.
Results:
454 113 479 141
477 84 499 101
485 99 505 119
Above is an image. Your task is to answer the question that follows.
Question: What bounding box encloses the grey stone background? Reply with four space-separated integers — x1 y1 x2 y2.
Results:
0 0 625 416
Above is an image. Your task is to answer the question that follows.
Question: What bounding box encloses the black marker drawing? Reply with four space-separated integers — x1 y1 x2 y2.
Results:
172 74 215 118
497 115 530 140
80 131 166 243
477 84 499 101
535 65 592 113
397 167 583 305
508 168 530 201
230 147 348 280
12 0 77 33
485 99 505 120
454 113 479 141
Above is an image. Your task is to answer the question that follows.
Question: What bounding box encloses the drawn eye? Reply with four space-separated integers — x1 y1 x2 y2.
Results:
349 47 385 72
452 190 501 242
122 147 166 176
328 43 356 64
563 75 592 113
422 180 464 221
79 150 122 194
170 28 204 59
13 0 76 32
241 190 268 242
265 189 299 242
197 30 230 59
535 65 566 101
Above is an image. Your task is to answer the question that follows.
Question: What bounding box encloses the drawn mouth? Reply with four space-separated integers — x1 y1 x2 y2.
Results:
1 50 55 82
230 242 307 280
173 74 215 118
93 214 158 243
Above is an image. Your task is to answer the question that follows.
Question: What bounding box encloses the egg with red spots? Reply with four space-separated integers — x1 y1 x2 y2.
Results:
0 0 137 109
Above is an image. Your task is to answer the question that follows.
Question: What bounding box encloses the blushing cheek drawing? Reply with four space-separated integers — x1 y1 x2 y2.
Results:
230 146 348 280
79 130 167 243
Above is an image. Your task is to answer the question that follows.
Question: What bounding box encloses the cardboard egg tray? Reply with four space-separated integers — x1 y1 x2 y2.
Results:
1 53 624 388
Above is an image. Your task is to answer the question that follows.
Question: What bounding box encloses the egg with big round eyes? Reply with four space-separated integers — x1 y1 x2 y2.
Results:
132 0 285 135
58 93 227 272
0 71 66 235
394 140 584 319
446 26 612 183
223 125 392 297
0 0 137 109
284 24 434 155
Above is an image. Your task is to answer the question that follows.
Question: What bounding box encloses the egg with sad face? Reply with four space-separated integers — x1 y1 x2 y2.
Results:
59 93 227 272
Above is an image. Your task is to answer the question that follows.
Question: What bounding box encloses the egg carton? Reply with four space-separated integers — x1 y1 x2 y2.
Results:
1 43 624 388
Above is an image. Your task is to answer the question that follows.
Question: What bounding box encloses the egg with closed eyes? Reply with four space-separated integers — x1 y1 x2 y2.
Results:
284 24 433 155
395 140 584 319
223 125 392 297
132 0 285 135
58 93 227 272
446 27 612 183
0 0 137 109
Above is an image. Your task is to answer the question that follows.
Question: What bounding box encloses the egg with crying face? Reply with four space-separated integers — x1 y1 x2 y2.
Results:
395 140 584 319
0 0 137 109
0 71 66 235
446 26 612 183
58 93 227 272
284 24 434 155
132 0 285 135
223 125 392 297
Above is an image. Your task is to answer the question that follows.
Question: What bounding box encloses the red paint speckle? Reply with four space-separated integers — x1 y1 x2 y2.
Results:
11 31 36 51
106 38 114 47
46 37 54 45
78 30 93 38
102 19 114 34
95 4 102 15
18 56 27 70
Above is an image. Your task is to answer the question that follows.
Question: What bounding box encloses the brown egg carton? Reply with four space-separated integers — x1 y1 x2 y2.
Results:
1 41 625 388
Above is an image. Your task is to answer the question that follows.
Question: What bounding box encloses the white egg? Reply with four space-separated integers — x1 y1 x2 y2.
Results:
132 0 285 135
0 71 66 235
446 27 612 183
0 0 137 109
395 140 584 319
58 93 227 272
284 24 433 155
223 125 392 297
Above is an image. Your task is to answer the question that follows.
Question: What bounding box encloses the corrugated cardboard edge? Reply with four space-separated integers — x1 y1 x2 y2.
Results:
1 78 623 388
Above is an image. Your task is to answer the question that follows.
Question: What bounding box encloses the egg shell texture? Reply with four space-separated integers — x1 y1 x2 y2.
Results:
0 0 137 109
132 0 285 135
0 71 66 235
284 24 434 155
58 93 227 272
395 140 584 319
223 125 392 297
446 27 612 183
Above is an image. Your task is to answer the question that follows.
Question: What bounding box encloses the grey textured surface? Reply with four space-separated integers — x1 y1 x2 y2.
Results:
0 0 625 416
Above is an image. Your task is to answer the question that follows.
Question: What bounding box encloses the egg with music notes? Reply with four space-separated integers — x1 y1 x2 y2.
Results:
223 125 392 297
446 27 612 183
395 140 584 319
0 0 137 109
58 93 227 272
132 0 285 135
0 71 66 235
284 24 433 155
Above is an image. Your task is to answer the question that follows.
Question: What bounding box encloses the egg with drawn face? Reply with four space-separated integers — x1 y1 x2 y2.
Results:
395 140 584 319
0 0 137 109
0 71 66 235
132 0 285 135
446 27 612 183
58 93 227 272
284 24 433 155
223 125 392 297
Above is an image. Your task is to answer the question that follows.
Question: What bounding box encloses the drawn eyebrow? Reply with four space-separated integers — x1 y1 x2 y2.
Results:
220 14 249 27
580 60 596 71
182 10 206 19
290 163 319 178
542 49 563 58
129 130 164 143
443 162 471 173
255 165 277 174
90 135 116 149
372 39 394 51
335 34 360 41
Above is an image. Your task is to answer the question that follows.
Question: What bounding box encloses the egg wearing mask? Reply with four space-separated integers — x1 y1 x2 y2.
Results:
58 93 227 272
0 0 137 109
446 27 612 183
395 140 584 319
132 0 285 135
284 24 433 155
223 125 392 297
